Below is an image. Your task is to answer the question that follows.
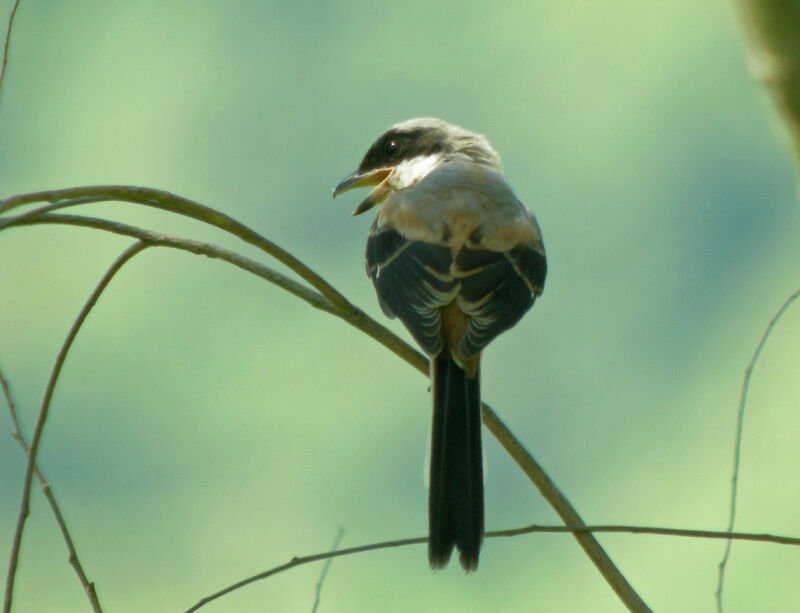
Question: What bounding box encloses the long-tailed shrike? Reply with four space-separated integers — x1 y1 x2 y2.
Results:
333 118 546 571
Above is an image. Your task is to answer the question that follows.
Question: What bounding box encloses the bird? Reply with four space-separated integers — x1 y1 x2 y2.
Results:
333 118 546 571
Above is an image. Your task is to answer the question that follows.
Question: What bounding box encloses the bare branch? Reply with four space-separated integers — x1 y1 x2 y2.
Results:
481 404 650 612
0 186 354 312
716 287 800 611
4 211 424 370
0 0 21 104
311 528 344 613
492 523 800 546
3 242 147 613
186 523 800 612
0 368 103 612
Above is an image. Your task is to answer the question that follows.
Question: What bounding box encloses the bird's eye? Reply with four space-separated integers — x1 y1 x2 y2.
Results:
384 138 402 157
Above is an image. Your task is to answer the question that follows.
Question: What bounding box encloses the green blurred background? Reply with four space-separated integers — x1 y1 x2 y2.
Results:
1 0 799 611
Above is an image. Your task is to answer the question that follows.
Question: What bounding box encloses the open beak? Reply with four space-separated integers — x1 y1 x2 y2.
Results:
333 167 393 216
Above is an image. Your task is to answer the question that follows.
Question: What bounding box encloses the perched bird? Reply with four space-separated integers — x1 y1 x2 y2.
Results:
333 118 546 571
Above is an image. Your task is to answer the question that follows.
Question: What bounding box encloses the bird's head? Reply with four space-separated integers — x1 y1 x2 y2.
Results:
333 118 501 215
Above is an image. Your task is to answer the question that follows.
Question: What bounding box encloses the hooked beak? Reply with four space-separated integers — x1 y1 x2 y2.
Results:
332 167 393 216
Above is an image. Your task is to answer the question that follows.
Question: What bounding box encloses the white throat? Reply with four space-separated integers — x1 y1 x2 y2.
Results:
388 154 445 190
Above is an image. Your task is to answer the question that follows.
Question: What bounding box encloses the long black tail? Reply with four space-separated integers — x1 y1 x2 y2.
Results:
428 354 483 571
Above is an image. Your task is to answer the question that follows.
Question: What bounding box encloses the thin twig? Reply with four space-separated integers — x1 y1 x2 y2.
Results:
311 528 344 613
3 242 148 613
716 288 800 612
8 211 339 314
491 523 800 546
0 0 21 104
0 186 354 312
6 211 423 369
184 535 428 613
0 368 103 612
481 403 650 612
0 198 114 228
186 522 800 613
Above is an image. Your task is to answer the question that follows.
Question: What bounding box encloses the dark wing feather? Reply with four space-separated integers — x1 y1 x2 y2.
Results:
366 228 458 355
455 244 546 358
507 244 547 296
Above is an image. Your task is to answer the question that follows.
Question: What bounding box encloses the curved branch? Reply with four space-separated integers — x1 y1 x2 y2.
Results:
480 405 649 611
717 287 800 610
3 242 148 613
0 0 21 103
0 186 354 312
186 522 800 612
492 523 800 545
5 212 426 372
0 368 103 612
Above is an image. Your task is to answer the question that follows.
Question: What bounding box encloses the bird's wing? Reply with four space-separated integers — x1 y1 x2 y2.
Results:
366 227 459 356
454 241 545 359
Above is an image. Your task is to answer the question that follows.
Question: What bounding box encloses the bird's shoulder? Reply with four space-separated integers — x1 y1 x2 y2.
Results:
374 159 542 252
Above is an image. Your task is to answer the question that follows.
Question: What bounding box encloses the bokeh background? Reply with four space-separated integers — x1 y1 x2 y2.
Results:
1 1 799 611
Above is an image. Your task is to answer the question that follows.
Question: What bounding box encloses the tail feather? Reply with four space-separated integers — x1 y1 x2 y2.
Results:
428 355 484 571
